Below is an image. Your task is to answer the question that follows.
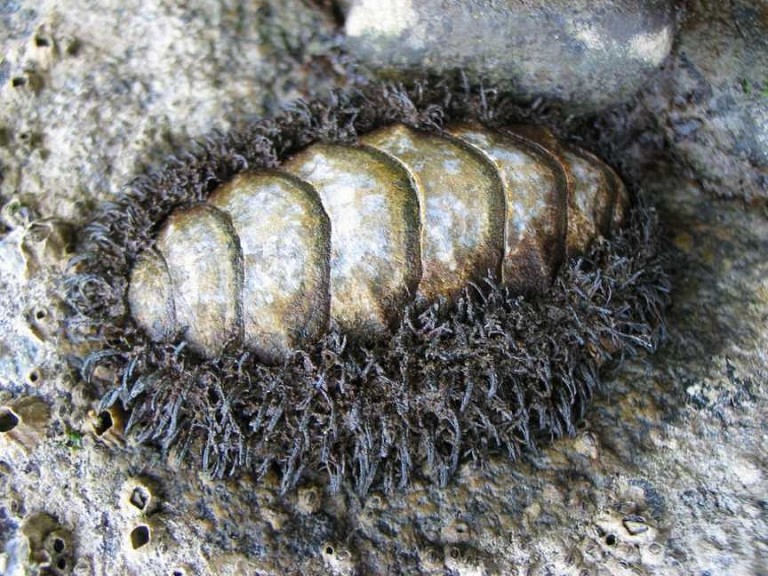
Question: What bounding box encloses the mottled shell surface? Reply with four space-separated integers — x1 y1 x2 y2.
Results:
128 123 627 360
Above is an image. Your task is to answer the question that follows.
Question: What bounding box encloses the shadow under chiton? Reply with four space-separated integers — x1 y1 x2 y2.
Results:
67 86 669 494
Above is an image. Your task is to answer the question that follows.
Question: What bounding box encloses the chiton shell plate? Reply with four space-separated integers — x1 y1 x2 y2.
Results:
128 122 627 361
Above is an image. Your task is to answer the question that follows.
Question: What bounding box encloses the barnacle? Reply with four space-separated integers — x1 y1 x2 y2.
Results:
66 86 669 493
119 476 161 517
0 396 50 455
125 517 166 558
16 512 72 574
90 403 126 447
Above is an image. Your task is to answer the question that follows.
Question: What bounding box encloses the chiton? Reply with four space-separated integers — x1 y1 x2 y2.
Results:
128 122 627 361
69 87 668 493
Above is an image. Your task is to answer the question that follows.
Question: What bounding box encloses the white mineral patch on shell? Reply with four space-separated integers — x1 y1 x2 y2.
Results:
562 149 612 254
296 153 380 278
425 194 474 272
567 151 603 217
127 249 174 342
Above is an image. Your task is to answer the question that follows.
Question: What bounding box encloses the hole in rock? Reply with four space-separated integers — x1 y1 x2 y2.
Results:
130 525 150 549
94 410 113 436
0 408 20 432
130 486 150 510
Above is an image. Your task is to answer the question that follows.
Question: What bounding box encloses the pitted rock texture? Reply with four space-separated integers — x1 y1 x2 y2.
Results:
0 1 766 575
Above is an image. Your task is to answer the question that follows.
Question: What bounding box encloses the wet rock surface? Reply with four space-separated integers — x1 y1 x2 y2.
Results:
343 0 676 114
1 1 767 575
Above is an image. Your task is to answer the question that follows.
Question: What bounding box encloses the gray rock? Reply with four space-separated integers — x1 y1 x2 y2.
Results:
639 0 768 201
343 0 676 113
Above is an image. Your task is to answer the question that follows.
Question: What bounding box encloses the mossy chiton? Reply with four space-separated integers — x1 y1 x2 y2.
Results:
128 122 626 361
67 87 669 494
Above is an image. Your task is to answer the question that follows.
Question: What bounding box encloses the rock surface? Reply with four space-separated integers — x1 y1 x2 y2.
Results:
638 0 768 201
343 0 676 114
1 1 766 575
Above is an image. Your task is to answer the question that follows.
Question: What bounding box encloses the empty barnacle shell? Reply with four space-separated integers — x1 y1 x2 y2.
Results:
26 305 52 341
20 217 75 277
295 486 323 515
10 512 72 573
42 528 73 574
90 403 126 447
25 301 66 344
25 367 43 386
0 396 50 454
124 516 166 559
69 86 669 492
128 524 151 551
321 542 354 574
120 476 161 516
